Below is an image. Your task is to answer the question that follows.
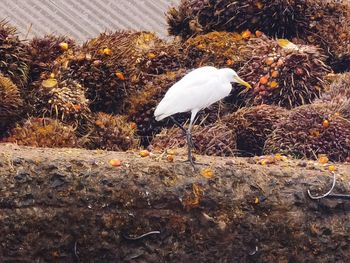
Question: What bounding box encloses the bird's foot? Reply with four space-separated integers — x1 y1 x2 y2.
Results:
182 157 197 171
185 131 195 149
181 158 205 165
188 134 194 149
181 156 206 171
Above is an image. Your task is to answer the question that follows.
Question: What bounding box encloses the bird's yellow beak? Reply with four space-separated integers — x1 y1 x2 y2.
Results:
233 75 252 89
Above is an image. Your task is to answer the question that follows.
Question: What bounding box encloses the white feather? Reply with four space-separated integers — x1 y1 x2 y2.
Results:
154 67 233 121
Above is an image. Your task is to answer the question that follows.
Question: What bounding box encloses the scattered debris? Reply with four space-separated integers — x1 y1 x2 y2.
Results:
122 230 161 241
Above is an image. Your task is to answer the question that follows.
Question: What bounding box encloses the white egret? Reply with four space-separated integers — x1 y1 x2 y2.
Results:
154 66 251 167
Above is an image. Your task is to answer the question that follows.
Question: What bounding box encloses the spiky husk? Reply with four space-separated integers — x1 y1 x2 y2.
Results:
3 117 79 148
85 31 164 66
151 122 236 157
264 104 350 161
53 49 126 113
316 72 350 120
167 5 194 39
236 42 331 108
296 0 350 72
165 33 330 109
27 35 76 82
0 20 30 87
82 112 139 151
167 0 308 40
83 31 165 81
223 105 289 156
136 42 188 76
27 77 91 125
126 69 228 145
184 31 275 68
137 31 273 76
0 74 23 133
53 31 163 113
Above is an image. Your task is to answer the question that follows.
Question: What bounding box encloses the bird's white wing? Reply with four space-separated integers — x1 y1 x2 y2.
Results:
162 66 219 99
154 70 231 121
175 66 218 86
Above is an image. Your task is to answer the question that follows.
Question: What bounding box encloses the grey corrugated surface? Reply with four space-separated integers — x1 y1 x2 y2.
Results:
0 0 180 41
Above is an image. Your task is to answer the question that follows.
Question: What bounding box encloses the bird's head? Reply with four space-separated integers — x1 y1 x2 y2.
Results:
220 68 252 89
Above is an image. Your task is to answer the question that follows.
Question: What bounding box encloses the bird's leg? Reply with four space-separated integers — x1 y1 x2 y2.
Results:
186 110 200 169
187 129 194 149
170 116 187 135
170 112 201 169
170 116 194 148
170 116 194 166
186 129 196 169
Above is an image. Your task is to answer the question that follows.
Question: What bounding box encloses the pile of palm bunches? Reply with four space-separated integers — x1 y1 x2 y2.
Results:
223 105 289 156
27 35 76 82
235 41 331 108
294 0 350 72
167 0 350 72
167 0 309 40
2 117 79 148
264 104 350 161
0 74 23 134
316 72 350 120
135 31 272 81
82 112 139 151
27 77 91 125
0 20 30 88
50 31 163 114
183 31 275 69
51 47 126 113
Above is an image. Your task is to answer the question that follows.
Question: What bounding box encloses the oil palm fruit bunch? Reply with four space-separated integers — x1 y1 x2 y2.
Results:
3 117 79 148
316 72 350 120
114 31 165 76
27 35 76 82
183 31 272 69
121 41 186 104
138 31 271 77
53 31 163 113
222 105 289 156
295 0 350 72
126 69 227 144
0 20 30 88
0 74 23 134
264 103 350 162
167 0 309 40
82 112 139 151
83 30 165 82
236 39 331 108
151 122 236 156
53 45 127 114
136 42 188 76
28 76 91 125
